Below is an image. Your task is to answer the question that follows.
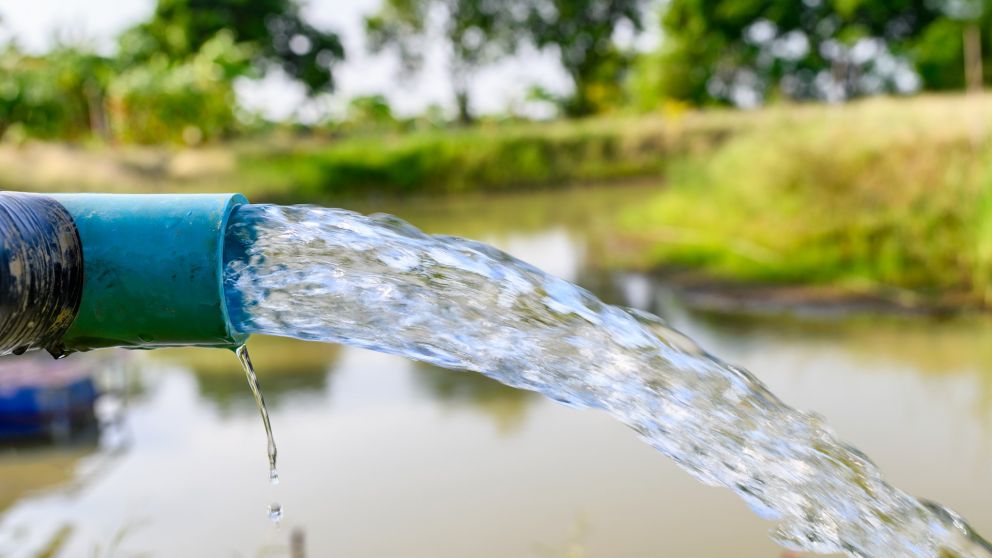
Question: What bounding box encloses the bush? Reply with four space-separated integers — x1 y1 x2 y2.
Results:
0 46 111 141
107 32 252 144
621 95 992 301
236 119 685 200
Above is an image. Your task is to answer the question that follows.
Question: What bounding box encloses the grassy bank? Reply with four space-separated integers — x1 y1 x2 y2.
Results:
0 111 736 200
618 94 992 306
4 93 992 306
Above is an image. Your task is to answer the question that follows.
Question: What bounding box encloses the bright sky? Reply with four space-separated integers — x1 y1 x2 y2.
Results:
0 0 611 120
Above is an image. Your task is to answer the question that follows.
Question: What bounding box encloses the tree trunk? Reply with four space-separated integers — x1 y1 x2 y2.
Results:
566 67 596 117
964 21 983 93
455 87 473 125
84 79 109 141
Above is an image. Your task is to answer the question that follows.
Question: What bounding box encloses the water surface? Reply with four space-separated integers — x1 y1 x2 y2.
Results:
0 185 989 557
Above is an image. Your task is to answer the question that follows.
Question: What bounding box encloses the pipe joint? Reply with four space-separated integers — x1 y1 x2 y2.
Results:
0 192 84 358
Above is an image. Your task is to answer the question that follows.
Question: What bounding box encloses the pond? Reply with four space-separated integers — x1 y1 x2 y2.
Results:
0 184 989 557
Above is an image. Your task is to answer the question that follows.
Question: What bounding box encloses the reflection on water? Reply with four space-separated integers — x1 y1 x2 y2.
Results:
155 337 341 412
0 444 96 513
0 184 989 557
192 367 331 411
411 362 537 436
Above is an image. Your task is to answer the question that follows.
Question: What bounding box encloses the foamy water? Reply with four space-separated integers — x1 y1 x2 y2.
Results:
223 204 991 558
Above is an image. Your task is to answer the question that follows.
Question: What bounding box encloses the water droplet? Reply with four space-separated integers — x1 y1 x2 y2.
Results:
235 345 278 476
235 345 282 519
268 502 283 523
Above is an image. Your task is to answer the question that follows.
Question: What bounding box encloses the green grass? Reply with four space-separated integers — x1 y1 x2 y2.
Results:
618 94 992 305
0 108 737 200
232 115 732 201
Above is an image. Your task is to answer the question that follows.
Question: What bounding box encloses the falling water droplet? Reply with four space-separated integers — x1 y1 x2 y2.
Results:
235 344 282 519
268 502 283 523
236 344 278 481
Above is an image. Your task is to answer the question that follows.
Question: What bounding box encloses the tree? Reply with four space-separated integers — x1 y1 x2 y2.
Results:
367 0 647 120
0 31 254 144
108 31 253 144
365 0 520 123
524 0 645 116
914 0 990 92
0 44 112 140
657 0 945 106
523 0 644 116
341 94 399 133
119 0 344 93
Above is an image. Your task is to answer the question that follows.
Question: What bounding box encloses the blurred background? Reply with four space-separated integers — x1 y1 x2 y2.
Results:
1 0 991 556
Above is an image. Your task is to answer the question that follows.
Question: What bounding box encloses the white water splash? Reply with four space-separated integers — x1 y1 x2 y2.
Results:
223 204 991 558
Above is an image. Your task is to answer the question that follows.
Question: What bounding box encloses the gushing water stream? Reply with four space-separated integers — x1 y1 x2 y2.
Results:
223 204 991 558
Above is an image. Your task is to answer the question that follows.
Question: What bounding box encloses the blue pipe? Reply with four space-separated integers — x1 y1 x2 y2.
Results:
0 192 250 356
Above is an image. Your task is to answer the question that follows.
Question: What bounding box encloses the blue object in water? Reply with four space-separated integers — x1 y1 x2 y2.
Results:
0 356 98 440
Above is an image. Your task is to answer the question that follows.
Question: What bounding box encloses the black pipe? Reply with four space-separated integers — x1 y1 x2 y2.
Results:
0 192 83 358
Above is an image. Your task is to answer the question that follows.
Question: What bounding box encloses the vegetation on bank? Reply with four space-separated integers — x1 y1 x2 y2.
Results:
5 93 992 306
618 94 992 306
235 113 726 200
0 106 736 198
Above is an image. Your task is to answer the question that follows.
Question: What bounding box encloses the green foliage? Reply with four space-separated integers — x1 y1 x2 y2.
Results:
120 0 344 93
0 0 346 145
0 31 252 144
334 94 400 134
654 0 944 105
626 48 667 112
367 0 646 119
620 95 992 301
366 0 521 123
524 0 645 116
914 10 992 91
0 45 112 141
235 118 679 200
347 95 396 125
107 32 253 144
367 0 519 68
914 18 968 90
